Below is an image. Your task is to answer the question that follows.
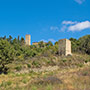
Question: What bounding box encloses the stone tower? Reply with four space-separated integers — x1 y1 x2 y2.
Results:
25 34 31 45
59 39 72 56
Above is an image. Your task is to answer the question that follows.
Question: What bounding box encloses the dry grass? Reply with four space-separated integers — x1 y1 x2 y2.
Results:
0 54 90 90
0 65 90 90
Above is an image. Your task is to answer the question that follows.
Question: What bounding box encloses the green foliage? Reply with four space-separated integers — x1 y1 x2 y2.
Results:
38 41 45 48
70 35 90 54
46 41 53 46
69 38 79 52
62 59 67 63
27 64 31 68
77 64 83 67
20 37 25 45
31 85 38 90
82 71 89 76
79 35 90 54
46 84 53 90
15 65 22 71
85 59 90 63
22 79 28 84
32 61 41 68
0 39 15 73
0 81 12 87
0 35 90 74
55 41 58 45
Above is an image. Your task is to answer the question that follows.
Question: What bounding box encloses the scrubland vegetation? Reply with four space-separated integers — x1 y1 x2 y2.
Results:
0 35 90 90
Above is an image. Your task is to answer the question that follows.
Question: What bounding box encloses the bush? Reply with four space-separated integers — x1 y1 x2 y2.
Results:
22 79 28 84
82 71 89 76
0 81 12 87
27 64 31 68
15 65 22 71
62 59 67 63
0 39 15 74
85 59 90 63
32 61 41 68
77 64 83 67
42 50 52 57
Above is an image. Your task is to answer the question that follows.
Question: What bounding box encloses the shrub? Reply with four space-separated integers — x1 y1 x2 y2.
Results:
85 59 90 63
0 81 12 87
6 81 12 86
62 59 67 63
0 39 15 74
42 50 52 57
32 61 41 68
15 65 22 71
27 64 31 68
31 86 38 90
0 81 7 87
77 64 83 67
22 79 28 84
82 71 89 76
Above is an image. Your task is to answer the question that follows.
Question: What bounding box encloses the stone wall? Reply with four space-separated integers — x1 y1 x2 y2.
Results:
32 42 38 45
59 39 72 56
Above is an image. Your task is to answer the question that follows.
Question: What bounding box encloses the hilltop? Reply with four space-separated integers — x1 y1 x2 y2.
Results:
0 35 90 90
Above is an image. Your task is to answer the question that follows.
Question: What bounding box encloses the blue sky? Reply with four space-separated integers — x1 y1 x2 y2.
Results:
0 0 90 43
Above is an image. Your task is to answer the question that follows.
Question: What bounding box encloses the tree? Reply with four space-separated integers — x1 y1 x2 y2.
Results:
3 36 6 40
46 41 53 46
20 37 25 45
78 35 90 54
0 39 15 74
70 35 90 54
18 35 20 42
38 41 45 48
7 35 13 43
69 38 79 52
55 41 58 45
13 38 17 44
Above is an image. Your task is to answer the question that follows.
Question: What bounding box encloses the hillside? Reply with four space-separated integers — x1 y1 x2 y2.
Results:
0 54 90 90
0 35 90 90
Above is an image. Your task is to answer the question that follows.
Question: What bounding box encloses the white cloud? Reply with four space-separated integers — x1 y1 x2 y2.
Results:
61 25 67 31
74 0 85 4
68 21 90 31
62 21 77 25
50 26 59 30
61 21 78 31
50 20 90 32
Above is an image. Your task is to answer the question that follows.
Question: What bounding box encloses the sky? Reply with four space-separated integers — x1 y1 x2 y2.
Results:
0 0 90 43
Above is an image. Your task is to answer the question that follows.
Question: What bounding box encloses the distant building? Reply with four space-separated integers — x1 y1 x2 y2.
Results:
59 39 72 56
32 42 38 46
32 41 47 46
25 34 31 45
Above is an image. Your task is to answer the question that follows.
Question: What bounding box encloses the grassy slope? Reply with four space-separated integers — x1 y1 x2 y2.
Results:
0 54 90 90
